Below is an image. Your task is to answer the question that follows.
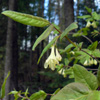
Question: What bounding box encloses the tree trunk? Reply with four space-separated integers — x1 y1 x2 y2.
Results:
64 0 74 28
4 0 18 100
48 0 52 21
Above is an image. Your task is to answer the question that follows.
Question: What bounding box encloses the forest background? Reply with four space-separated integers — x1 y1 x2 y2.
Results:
0 0 100 100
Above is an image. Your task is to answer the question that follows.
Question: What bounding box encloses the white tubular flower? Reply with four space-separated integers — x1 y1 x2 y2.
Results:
62 69 65 75
44 45 59 70
89 59 94 65
94 59 97 65
70 51 75 55
92 21 97 28
58 68 63 74
56 48 62 61
84 60 88 66
58 68 65 77
86 21 91 28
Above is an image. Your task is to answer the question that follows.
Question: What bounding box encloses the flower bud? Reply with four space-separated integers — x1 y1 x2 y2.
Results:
84 60 88 66
86 21 91 28
56 48 62 61
89 59 94 65
92 21 97 28
94 59 97 65
70 51 75 55
58 68 63 74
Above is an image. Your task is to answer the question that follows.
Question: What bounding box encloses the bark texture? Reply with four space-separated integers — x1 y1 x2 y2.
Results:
4 0 18 100
64 0 74 28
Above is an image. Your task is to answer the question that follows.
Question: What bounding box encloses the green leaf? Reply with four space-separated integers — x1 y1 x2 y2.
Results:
64 58 70 66
56 64 64 71
93 49 100 57
73 64 98 90
85 6 92 13
87 91 100 100
77 15 91 19
29 90 47 100
32 24 54 51
9 91 18 95
24 88 29 97
0 71 10 99
51 82 90 100
86 17 94 21
88 41 98 50
37 36 59 63
97 64 100 86
92 12 100 20
2 10 50 27
64 44 74 52
60 22 78 40
60 44 74 54
65 67 74 79
72 32 82 37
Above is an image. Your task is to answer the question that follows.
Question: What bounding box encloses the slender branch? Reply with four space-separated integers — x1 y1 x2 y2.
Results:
47 93 54 96
53 25 100 64
87 68 98 71
18 94 30 100
81 49 100 64
82 35 93 43
53 26 77 47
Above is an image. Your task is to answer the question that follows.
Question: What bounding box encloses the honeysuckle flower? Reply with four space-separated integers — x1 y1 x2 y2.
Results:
44 45 59 70
92 21 97 28
86 21 91 28
70 51 75 55
56 48 62 61
58 68 63 74
84 60 88 66
58 68 66 77
94 59 97 65
89 59 94 65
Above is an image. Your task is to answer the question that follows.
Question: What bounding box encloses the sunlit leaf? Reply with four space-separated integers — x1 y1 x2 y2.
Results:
87 91 100 100
32 24 54 50
88 41 98 50
2 10 50 27
77 15 91 19
93 49 100 57
60 44 74 54
51 82 90 100
29 90 47 100
60 22 78 40
92 12 100 20
73 64 98 90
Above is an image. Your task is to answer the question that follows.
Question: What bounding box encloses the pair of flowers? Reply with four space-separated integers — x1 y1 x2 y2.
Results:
86 21 97 28
44 45 62 70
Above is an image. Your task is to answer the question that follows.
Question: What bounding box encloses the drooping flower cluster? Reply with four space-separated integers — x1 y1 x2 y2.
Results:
44 45 62 70
83 58 97 66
